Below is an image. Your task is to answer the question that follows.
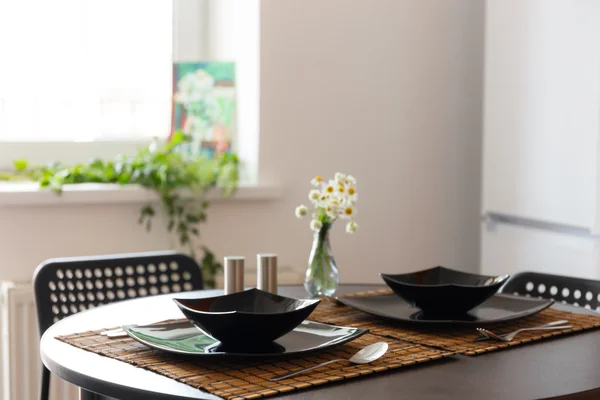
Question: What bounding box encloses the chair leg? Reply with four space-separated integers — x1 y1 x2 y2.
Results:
40 366 50 400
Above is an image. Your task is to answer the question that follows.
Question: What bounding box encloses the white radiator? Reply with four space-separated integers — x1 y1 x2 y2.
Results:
0 282 78 400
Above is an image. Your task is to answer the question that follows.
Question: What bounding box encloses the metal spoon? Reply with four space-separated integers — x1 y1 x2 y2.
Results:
269 342 389 381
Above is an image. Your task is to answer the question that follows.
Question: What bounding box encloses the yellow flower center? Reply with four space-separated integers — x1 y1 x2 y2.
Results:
314 176 322 182
338 186 345 193
344 207 353 216
348 187 355 195
326 186 334 193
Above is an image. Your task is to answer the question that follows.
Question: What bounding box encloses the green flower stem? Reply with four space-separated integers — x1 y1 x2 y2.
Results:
306 222 338 297
316 224 330 289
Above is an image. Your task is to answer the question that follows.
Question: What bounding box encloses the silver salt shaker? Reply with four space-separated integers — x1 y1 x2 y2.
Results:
257 253 278 294
224 256 245 294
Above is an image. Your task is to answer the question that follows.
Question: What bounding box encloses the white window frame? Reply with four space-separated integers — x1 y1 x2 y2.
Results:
0 0 260 185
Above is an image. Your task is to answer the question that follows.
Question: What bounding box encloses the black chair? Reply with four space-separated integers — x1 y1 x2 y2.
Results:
32 250 204 400
499 271 600 311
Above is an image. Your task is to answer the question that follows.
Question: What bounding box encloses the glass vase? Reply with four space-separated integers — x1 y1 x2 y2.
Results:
304 223 339 297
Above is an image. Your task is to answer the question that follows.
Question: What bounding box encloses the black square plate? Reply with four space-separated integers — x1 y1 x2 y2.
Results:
338 293 554 325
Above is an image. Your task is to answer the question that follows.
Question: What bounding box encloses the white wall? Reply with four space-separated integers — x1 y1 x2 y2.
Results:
0 0 484 284
483 0 600 231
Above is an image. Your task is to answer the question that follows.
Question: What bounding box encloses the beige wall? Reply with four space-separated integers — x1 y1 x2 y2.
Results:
0 0 484 284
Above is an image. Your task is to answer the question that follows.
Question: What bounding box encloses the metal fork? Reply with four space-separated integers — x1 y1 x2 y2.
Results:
476 322 572 342
472 320 568 342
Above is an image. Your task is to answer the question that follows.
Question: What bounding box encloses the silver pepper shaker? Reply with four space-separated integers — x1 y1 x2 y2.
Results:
257 253 278 294
224 256 245 294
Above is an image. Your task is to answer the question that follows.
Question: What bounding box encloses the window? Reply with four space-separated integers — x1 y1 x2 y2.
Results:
0 0 260 183
0 1 172 142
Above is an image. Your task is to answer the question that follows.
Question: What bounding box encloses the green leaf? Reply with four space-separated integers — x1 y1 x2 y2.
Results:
170 130 185 146
13 159 28 171
180 234 190 246
141 205 155 217
186 214 201 223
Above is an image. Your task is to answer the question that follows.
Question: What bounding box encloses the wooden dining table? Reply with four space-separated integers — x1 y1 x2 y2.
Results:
40 284 600 400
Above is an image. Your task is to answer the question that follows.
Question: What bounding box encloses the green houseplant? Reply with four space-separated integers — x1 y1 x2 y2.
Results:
1 132 239 287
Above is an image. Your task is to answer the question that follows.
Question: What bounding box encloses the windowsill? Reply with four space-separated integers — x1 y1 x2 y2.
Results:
0 182 283 207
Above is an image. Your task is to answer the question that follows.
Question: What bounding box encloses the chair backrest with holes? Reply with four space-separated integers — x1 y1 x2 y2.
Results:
499 271 600 311
33 250 204 337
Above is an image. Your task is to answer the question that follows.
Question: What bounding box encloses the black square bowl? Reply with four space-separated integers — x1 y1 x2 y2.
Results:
380 266 509 316
172 288 320 346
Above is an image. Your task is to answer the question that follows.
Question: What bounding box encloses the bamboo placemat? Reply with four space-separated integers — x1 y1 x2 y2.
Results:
55 290 600 399
56 331 454 400
312 291 600 355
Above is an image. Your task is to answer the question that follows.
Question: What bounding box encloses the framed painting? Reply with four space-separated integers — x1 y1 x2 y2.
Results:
170 62 236 157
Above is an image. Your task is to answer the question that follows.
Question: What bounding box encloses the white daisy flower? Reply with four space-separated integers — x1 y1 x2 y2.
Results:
295 205 309 218
345 186 357 202
334 172 346 183
346 220 358 233
309 189 321 203
310 219 323 232
329 198 341 210
340 205 356 219
345 175 356 186
319 194 331 204
323 181 337 196
325 204 339 219
311 176 323 186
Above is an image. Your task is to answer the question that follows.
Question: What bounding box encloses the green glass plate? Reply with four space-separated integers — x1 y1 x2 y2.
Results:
123 320 368 357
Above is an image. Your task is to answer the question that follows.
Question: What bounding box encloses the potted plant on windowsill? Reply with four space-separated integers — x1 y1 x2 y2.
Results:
0 131 239 288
